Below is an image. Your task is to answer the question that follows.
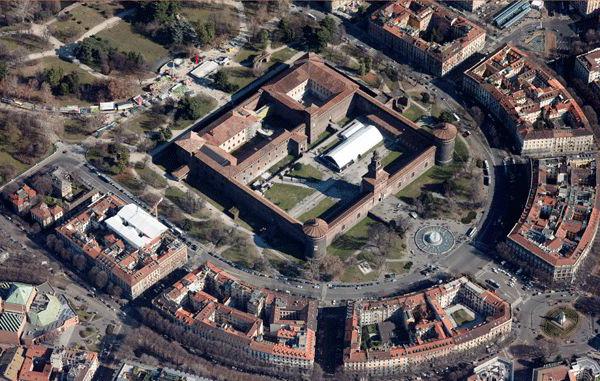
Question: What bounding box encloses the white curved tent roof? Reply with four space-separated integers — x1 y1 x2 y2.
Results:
323 124 383 171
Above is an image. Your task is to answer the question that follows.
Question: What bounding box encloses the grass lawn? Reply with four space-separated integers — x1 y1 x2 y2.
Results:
339 265 379 283
386 261 411 274
17 57 97 85
173 94 217 129
0 33 50 54
180 5 240 31
221 67 257 91
113 169 145 195
271 47 298 63
329 216 377 260
382 150 403 168
96 21 170 66
397 139 470 200
222 246 257 268
135 167 168 189
451 309 475 326
234 45 259 64
263 183 315 211
126 112 158 133
63 119 95 142
402 104 425 122
298 197 336 222
50 5 107 42
542 307 579 337
0 151 31 174
288 163 323 181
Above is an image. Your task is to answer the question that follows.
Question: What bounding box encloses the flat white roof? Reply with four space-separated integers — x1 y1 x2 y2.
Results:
324 124 383 170
105 204 168 249
99 101 115 111
189 61 219 79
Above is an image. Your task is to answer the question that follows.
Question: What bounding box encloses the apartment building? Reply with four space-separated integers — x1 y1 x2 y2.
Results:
343 277 511 374
507 155 600 283
464 45 595 156
154 262 317 369
56 194 188 299
369 0 486 76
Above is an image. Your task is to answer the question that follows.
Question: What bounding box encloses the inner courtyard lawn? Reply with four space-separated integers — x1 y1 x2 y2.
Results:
263 183 315 211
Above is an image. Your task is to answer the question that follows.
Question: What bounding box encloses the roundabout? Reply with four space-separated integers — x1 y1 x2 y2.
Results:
414 225 455 254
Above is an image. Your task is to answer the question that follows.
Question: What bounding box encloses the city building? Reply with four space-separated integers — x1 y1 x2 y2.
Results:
50 167 72 200
0 346 24 381
464 45 595 156
368 0 486 76
112 361 213 381
30 202 63 228
577 0 600 15
575 47 600 84
0 281 78 346
531 362 571 381
173 53 442 258
507 155 600 283
154 262 317 369
0 345 98 381
56 194 188 299
574 47 600 98
342 277 512 375
531 357 600 380
467 356 514 381
8 185 37 215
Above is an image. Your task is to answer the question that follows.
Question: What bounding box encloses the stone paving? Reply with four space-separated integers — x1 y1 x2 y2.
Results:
414 225 455 254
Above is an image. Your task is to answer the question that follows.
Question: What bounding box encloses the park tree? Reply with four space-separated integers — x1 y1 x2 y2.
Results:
30 173 52 195
0 164 16 183
139 1 180 23
94 270 109 289
278 18 295 43
178 95 208 120
439 110 457 123
43 66 64 87
212 70 239 93
196 22 216 46
257 29 269 49
107 78 136 100
73 254 86 271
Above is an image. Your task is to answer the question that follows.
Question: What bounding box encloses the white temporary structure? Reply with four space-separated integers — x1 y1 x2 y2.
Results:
105 204 168 249
323 124 383 171
189 61 219 80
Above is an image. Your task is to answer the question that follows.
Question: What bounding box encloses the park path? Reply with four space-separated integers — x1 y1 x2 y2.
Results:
20 5 135 81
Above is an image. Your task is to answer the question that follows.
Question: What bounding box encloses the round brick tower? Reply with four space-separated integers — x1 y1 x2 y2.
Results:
302 218 328 258
432 122 458 166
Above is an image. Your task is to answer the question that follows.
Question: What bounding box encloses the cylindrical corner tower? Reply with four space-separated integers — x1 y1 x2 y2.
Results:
432 122 458 165
302 218 328 258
